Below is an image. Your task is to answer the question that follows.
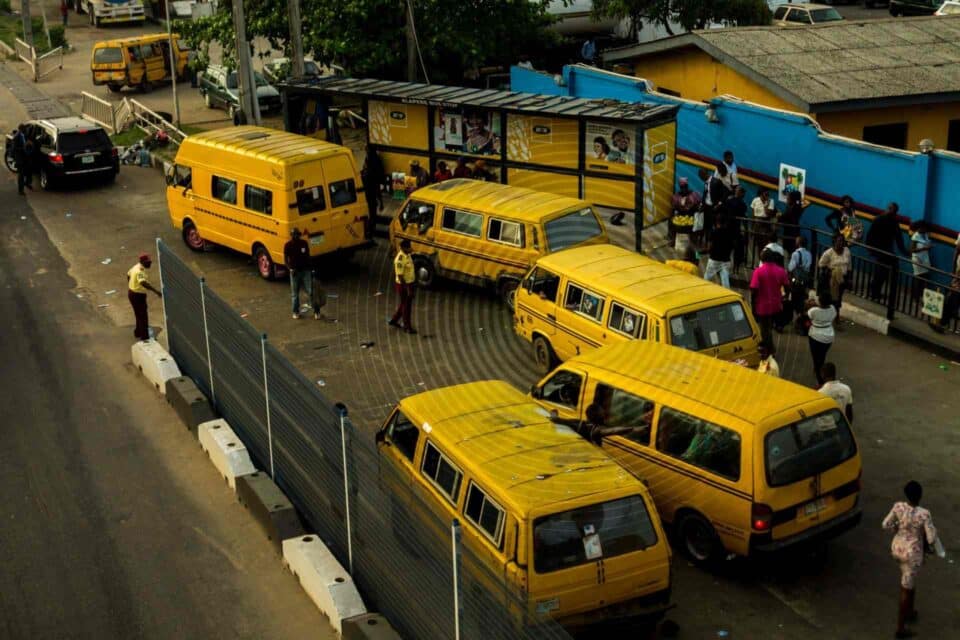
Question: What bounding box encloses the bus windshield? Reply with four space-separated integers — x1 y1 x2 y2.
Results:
533 495 657 574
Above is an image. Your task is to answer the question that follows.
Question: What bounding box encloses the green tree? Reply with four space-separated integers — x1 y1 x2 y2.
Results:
592 0 770 36
176 0 560 82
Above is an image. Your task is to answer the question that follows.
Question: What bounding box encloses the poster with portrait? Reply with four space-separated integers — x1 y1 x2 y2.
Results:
778 163 806 204
584 121 634 176
435 107 500 156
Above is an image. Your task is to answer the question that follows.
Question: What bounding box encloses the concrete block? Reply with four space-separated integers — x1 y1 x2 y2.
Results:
165 376 216 432
342 613 402 640
282 535 366 634
236 472 305 554
198 419 256 490
131 339 181 394
840 302 889 335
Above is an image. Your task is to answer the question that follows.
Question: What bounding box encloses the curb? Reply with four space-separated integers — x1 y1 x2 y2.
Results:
131 339 181 393
283 535 367 634
838 301 889 335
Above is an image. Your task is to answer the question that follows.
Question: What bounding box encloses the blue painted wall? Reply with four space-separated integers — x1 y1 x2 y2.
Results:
513 65 960 276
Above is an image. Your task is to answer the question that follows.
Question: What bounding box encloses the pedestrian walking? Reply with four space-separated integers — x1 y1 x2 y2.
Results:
13 125 32 195
788 235 813 326
882 481 942 639
581 37 597 65
361 144 385 241
389 239 417 334
826 195 862 242
127 253 162 341
284 229 319 319
757 341 780 378
750 187 777 253
817 362 853 422
750 249 790 346
60 0 69 26
696 165 729 247
704 215 734 289
818 233 852 313
669 177 700 245
866 202 908 303
909 221 932 302
930 257 960 334
806 292 836 386
762 233 786 268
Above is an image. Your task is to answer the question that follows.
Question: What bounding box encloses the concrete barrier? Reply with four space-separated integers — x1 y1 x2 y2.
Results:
131 339 181 394
165 376 216 432
840 302 890 335
283 535 367 634
236 472 305 554
342 613 403 640
198 420 256 490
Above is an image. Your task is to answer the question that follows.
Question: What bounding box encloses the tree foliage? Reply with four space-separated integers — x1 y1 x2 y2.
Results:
176 0 561 82
592 0 770 35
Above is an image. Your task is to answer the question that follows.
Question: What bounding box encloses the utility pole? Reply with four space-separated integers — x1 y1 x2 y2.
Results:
287 0 304 78
164 0 181 127
20 0 33 47
230 0 258 125
405 0 416 82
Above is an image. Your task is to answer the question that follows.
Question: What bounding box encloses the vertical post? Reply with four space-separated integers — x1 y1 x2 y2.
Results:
287 0 304 78
246 46 262 125
451 519 463 640
261 333 274 478
405 0 416 82
155 238 170 351
338 404 354 575
20 0 33 48
230 0 256 124
887 259 898 321
164 0 181 128
199 278 216 405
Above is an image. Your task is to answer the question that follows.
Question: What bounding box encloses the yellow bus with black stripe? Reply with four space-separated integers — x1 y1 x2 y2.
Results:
166 126 369 279
530 341 863 564
388 179 608 307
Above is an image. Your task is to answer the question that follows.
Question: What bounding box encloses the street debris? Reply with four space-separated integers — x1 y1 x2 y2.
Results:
360 341 375 349
327 293 339 299
101 258 112 265
239 312 249 318
373 291 383 296
97 304 109 309
316 379 326 387
104 289 117 295
20 216 26 220
65 212 72 218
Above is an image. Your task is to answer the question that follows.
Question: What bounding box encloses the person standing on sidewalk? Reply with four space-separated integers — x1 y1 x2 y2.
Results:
806 292 836 386
284 229 319 320
909 221 932 302
127 253 162 341
60 0 69 26
750 249 790 346
882 481 941 639
704 215 734 289
389 239 417 334
866 203 908 303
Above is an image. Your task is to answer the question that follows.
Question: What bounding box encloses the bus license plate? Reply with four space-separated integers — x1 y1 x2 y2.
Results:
803 498 827 516
81 155 95 164
310 235 323 246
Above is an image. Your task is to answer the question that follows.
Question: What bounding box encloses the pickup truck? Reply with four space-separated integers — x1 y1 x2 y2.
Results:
72 0 146 27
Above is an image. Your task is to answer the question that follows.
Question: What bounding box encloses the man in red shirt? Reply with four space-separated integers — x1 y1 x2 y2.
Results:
750 248 790 346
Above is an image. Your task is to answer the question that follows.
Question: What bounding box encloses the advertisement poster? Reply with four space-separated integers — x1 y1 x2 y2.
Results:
922 288 944 319
435 108 500 156
778 163 806 203
585 121 634 176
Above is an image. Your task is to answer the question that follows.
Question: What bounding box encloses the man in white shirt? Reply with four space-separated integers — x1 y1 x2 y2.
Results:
757 341 780 377
714 150 739 190
818 362 853 423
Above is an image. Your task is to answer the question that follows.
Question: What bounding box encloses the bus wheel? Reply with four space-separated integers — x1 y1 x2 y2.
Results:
533 335 556 375
253 245 276 280
413 256 435 288
677 512 722 565
182 222 206 252
498 278 520 310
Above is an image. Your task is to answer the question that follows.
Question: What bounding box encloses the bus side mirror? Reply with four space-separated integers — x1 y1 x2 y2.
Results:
375 429 386 445
530 385 542 400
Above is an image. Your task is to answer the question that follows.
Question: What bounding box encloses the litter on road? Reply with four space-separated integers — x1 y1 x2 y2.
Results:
101 258 112 265
360 341 375 349
317 380 326 387
97 304 109 308
104 289 117 295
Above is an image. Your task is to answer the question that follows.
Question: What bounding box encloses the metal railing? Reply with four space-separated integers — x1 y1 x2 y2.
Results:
127 99 187 145
80 91 117 133
156 240 575 640
14 38 63 82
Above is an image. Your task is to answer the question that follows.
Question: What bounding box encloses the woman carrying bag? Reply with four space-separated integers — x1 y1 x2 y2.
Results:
818 233 852 313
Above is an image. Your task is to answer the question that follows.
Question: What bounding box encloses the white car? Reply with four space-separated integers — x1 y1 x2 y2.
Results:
935 1 960 14
771 3 845 25
261 57 343 85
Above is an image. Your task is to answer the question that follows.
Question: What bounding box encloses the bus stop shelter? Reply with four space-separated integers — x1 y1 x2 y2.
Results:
279 77 679 251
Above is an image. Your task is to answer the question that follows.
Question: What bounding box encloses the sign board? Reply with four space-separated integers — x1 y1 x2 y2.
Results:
922 288 944 319
778 163 806 204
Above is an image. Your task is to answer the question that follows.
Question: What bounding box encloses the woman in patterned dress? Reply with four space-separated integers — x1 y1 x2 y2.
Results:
882 481 939 638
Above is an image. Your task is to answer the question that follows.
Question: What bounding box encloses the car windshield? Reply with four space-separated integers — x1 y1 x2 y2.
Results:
93 47 123 64
58 130 111 153
543 207 603 252
226 71 269 89
940 3 960 14
533 495 658 573
304 61 320 76
669 301 753 351
810 8 843 21
765 409 857 487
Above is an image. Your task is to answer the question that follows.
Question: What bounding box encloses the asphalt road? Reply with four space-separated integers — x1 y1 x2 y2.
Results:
0 141 333 639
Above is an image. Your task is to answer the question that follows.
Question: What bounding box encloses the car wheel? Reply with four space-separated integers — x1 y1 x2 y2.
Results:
107 82 122 93
676 512 723 565
533 335 557 375
40 168 53 191
412 255 435 288
203 92 213 109
253 245 276 280
498 278 520 310
182 221 208 252
4 153 17 173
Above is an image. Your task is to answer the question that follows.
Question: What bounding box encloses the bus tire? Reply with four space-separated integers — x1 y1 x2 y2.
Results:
253 245 276 280
412 255 435 288
532 335 556 375
676 511 723 565
182 221 206 252
498 277 520 310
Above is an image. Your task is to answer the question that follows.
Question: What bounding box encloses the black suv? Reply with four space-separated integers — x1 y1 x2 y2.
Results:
4 117 119 190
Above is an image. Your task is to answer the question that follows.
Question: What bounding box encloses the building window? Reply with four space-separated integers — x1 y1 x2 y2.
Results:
948 120 960 153
862 122 908 150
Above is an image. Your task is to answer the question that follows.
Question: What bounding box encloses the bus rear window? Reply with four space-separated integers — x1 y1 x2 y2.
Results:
296 186 326 214
543 208 603 252
765 409 857 487
669 301 753 351
533 495 657 574
94 48 123 64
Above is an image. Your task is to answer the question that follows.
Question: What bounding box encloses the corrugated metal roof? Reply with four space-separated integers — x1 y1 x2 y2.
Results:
603 15 960 108
279 76 678 124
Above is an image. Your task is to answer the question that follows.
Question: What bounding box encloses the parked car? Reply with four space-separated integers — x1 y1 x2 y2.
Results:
198 64 282 122
864 1 889 8
889 0 940 14
771 3 845 24
4 117 118 190
261 57 343 85
935 0 960 13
